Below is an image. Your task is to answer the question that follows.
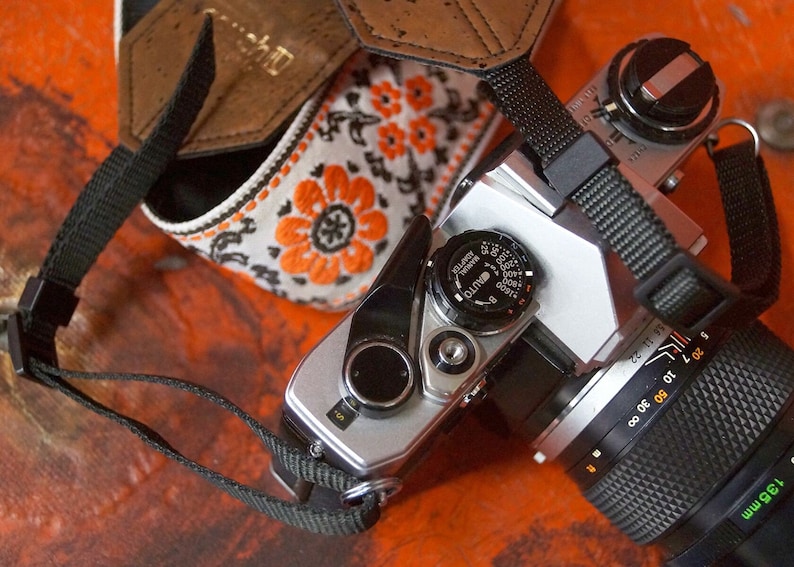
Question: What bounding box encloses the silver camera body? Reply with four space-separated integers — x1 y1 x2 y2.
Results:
281 36 721 482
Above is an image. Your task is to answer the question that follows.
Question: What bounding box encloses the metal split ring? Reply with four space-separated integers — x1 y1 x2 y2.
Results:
340 477 403 507
706 117 761 157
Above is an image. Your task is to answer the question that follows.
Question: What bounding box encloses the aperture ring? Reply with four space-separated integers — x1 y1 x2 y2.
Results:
583 321 794 544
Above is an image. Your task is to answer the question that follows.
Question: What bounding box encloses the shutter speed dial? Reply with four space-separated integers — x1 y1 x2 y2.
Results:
427 230 536 333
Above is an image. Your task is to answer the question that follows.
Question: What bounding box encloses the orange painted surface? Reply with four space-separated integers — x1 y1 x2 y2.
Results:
1 2 792 566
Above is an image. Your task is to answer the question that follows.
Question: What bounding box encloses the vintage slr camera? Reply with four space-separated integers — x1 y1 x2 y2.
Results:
276 37 794 565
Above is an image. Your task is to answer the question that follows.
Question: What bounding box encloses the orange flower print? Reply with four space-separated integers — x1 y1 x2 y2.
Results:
409 116 437 154
405 75 433 111
371 80 402 118
276 165 388 285
378 122 406 160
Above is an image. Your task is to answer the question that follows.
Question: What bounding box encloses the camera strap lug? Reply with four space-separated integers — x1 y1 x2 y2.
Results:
340 477 403 507
706 118 761 158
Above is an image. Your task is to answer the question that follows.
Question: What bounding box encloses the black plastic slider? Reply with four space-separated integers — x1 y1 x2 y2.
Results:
7 276 79 382
634 251 740 334
544 131 615 199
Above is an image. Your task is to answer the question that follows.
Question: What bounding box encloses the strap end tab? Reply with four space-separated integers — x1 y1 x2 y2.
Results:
18 276 78 327
9 277 78 383
7 312 55 383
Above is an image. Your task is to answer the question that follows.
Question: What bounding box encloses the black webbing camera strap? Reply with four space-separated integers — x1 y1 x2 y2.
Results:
480 57 780 334
8 18 382 536
6 20 781 535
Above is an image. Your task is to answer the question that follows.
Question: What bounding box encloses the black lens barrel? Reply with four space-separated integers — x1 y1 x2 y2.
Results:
581 321 794 562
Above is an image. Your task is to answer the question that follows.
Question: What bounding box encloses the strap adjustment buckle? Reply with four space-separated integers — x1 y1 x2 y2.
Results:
634 251 740 335
8 277 78 382
544 131 616 199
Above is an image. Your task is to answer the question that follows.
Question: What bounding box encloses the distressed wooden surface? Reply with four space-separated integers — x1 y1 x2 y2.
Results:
1 1 792 565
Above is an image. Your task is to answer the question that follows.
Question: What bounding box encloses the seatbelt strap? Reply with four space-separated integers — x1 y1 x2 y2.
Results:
8 16 381 535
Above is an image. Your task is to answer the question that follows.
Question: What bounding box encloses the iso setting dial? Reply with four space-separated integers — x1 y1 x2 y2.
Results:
428 230 536 333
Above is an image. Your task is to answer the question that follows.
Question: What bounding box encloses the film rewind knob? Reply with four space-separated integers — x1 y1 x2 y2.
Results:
607 37 719 142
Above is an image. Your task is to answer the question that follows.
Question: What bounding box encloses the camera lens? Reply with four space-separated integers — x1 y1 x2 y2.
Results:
492 320 794 564
578 323 794 565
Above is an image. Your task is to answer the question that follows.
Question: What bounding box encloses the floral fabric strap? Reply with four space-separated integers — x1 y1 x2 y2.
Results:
143 51 499 309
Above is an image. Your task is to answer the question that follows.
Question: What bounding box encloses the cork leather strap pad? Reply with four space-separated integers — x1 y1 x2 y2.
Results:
118 0 357 156
334 0 557 73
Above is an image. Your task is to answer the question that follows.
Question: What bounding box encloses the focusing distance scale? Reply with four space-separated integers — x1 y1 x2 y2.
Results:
585 321 794 548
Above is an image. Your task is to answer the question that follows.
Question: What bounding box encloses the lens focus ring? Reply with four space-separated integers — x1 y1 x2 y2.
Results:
583 321 794 544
